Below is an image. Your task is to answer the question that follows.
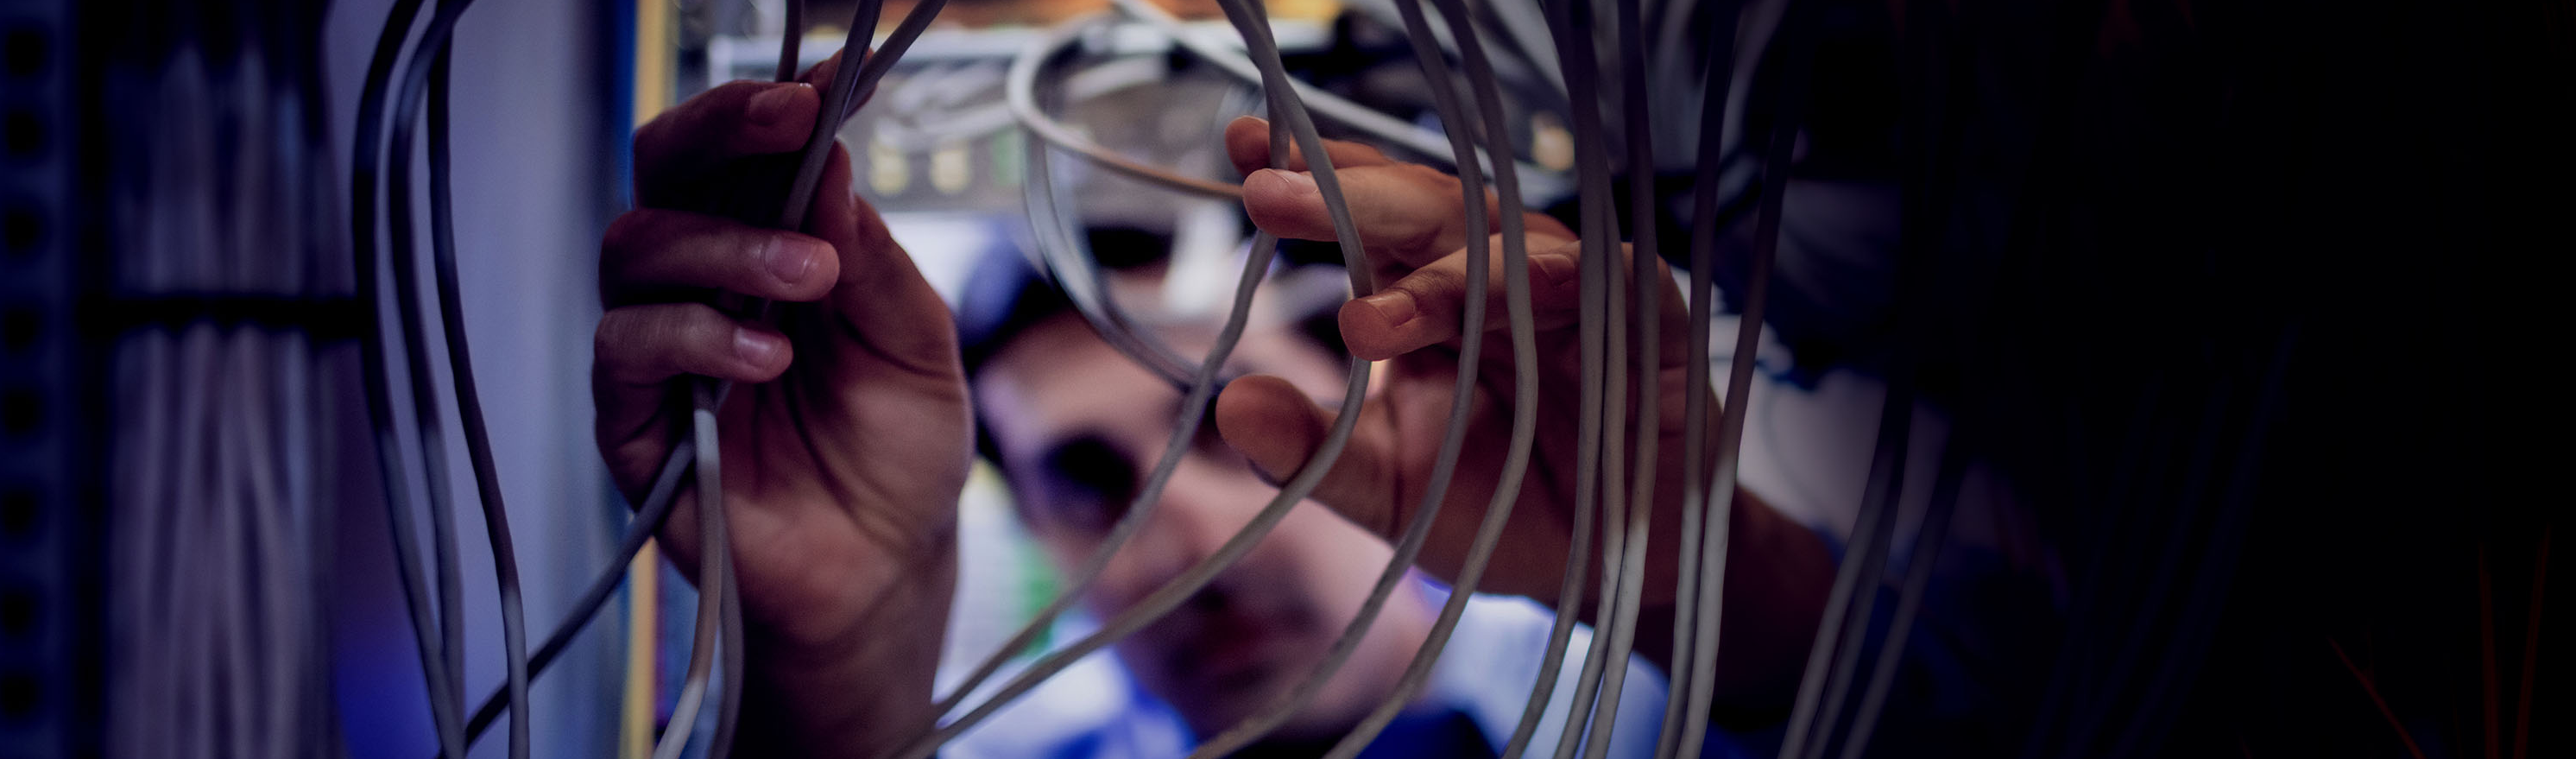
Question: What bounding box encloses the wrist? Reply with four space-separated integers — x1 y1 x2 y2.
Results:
737 527 958 757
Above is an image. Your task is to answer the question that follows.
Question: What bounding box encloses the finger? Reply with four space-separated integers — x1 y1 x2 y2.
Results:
800 142 965 379
600 208 843 307
1336 237 1588 361
1224 116 1398 177
1241 165 1576 270
593 302 796 391
1214 375 1407 536
796 47 878 121
634 79 822 203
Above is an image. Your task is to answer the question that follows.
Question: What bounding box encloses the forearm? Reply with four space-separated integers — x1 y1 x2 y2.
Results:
733 535 959 758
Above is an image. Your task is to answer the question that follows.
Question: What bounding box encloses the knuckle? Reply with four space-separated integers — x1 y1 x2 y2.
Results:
601 210 652 255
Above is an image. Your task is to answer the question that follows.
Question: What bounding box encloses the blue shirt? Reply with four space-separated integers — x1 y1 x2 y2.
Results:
937 591 1676 759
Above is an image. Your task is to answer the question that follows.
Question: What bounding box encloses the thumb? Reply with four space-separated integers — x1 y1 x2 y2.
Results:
1215 374 1401 537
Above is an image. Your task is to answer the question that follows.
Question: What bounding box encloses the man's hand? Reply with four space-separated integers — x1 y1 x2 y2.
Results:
1209 117 1831 704
593 51 967 754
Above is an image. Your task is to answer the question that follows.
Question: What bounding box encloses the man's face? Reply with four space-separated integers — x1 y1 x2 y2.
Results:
975 312 1429 739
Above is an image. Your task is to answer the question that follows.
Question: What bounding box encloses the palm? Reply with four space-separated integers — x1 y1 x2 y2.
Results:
594 60 969 653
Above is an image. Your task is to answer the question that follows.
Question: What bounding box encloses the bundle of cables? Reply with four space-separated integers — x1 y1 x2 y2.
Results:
349 0 952 756
350 0 1979 756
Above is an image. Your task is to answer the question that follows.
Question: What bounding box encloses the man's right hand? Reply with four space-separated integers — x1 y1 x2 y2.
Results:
592 50 968 756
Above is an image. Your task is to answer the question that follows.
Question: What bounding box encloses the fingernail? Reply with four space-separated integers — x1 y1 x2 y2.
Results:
734 329 782 367
1250 460 1285 488
748 83 808 126
1361 290 1417 326
1535 256 1579 291
1262 168 1317 195
765 237 821 284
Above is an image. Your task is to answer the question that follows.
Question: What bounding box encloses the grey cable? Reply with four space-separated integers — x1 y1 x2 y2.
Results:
1107 0 1556 184
1001 15 1205 391
1294 0 1545 754
1003 24 1244 199
426 0 944 751
653 390 734 759
666 1 915 755
1544 0 1635 753
1417 0 1590 753
1671 1 1754 756
935 17 1272 713
1179 0 1500 749
348 0 469 753
456 442 693 750
1774 402 1909 759
385 54 471 757
1578 0 1670 753
776 0 804 83
899 0 1381 752
1834 445 1967 759
388 32 534 759
1752 3 1909 752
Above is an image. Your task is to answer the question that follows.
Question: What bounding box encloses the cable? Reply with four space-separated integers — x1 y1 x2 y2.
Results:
1282 0 1548 753
1179 0 1499 749
1004 25 1244 199
1834 443 1967 759
379 3 530 757
457 440 691 748
934 15 1270 713
1107 0 1559 185
383 38 471 757
1577 0 1671 754
652 386 734 759
1540 0 1635 754
401 0 947 752
347 0 468 754
1006 16 1209 389
897 1 1381 753
1670 2 1752 756
402 35 536 759
776 0 804 83
1762 3 1916 753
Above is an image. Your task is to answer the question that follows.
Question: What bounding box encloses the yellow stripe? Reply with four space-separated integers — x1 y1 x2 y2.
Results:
622 3 677 757
620 541 661 759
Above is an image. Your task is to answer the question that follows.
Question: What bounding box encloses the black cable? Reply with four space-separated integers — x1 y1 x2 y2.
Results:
347 0 468 755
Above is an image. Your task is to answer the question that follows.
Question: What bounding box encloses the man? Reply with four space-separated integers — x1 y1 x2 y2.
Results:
938 250 1667 758
591 50 1836 757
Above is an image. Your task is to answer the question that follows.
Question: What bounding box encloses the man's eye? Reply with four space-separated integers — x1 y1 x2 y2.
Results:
1040 436 1138 531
